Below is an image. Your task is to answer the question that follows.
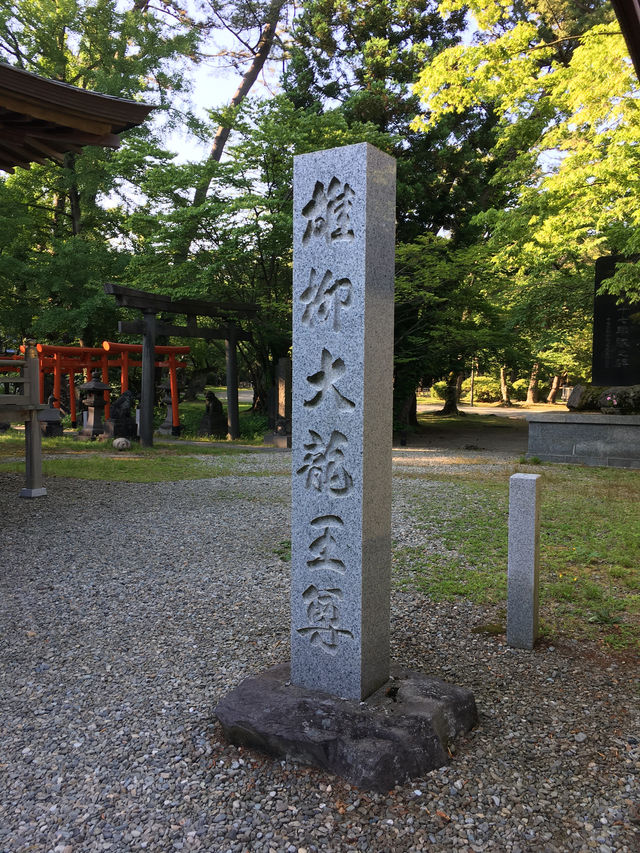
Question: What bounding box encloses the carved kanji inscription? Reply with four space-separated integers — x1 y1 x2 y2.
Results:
296 429 353 496
300 269 352 332
307 515 345 573
297 585 353 655
301 178 356 245
304 348 355 411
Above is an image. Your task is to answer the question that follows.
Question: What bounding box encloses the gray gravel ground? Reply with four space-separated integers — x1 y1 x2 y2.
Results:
0 449 638 853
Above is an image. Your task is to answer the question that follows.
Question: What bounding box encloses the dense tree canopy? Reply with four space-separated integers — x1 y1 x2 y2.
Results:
412 0 640 393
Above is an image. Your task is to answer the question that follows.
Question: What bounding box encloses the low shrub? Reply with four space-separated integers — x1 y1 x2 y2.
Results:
461 375 503 402
430 380 448 400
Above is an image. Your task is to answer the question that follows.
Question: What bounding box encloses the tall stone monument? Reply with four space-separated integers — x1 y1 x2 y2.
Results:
290 142 396 701
215 143 477 791
592 256 640 386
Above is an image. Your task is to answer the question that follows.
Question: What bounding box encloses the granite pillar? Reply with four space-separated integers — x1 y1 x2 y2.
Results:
507 473 541 650
291 142 396 701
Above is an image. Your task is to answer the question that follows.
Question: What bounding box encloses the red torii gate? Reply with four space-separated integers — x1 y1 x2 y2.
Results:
15 342 189 430
102 341 189 431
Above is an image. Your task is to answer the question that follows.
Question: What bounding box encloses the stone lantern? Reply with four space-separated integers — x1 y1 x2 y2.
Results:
78 370 111 438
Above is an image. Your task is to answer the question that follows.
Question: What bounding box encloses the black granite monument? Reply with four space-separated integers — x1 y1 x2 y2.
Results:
592 256 640 386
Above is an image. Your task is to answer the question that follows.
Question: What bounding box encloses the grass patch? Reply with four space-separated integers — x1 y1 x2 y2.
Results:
1 453 289 482
0 427 287 482
274 539 291 562
416 412 521 431
0 429 246 459
178 398 268 443
395 465 640 651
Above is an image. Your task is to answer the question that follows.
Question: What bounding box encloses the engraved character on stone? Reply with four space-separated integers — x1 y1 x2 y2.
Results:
307 515 345 573
297 585 353 655
296 430 353 496
304 348 355 411
301 269 352 331
302 177 355 244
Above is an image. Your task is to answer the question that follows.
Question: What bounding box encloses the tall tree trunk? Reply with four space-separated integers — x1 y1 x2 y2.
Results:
52 193 66 237
64 153 81 235
398 392 418 427
393 366 419 428
174 0 286 262
547 371 567 404
526 362 539 405
440 372 462 415
500 365 512 407
456 371 464 401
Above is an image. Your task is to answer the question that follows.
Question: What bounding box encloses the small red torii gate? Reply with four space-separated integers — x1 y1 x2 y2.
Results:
14 342 189 430
102 341 189 432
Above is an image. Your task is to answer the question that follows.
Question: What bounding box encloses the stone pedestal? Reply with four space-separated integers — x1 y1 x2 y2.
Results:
527 412 640 468
215 663 477 793
157 381 174 435
198 390 227 438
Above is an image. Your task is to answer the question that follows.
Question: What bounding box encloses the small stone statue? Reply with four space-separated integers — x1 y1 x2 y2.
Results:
103 389 137 439
110 389 136 420
198 390 227 438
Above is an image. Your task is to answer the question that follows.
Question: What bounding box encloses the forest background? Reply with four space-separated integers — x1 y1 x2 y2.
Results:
1 0 639 424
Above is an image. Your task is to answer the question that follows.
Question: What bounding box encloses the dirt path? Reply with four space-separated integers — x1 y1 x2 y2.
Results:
395 416 530 455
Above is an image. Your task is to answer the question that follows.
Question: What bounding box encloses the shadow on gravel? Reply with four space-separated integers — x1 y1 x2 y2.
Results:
395 416 529 455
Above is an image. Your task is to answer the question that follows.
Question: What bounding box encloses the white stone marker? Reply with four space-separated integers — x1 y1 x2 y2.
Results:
291 142 396 701
507 473 541 650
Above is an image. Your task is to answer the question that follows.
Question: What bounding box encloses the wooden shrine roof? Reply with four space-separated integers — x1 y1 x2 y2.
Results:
0 62 154 173
612 0 640 82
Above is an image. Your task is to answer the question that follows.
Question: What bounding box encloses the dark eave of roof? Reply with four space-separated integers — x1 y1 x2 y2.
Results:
611 0 640 82
0 62 154 172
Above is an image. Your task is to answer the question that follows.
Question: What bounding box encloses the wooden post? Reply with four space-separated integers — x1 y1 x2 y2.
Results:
225 328 239 440
470 357 476 407
68 371 77 426
101 353 110 419
121 351 129 392
140 310 156 447
53 352 62 408
169 353 180 430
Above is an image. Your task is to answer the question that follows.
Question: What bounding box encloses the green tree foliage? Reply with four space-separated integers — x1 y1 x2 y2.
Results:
0 0 198 346
284 0 513 417
284 0 502 242
284 0 464 129
126 95 392 406
413 0 640 384
394 234 512 419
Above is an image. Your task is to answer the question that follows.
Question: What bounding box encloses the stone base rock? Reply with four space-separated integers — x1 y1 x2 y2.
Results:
214 663 477 792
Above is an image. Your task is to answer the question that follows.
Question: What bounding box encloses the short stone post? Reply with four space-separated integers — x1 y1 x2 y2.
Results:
507 473 541 649
291 142 396 701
